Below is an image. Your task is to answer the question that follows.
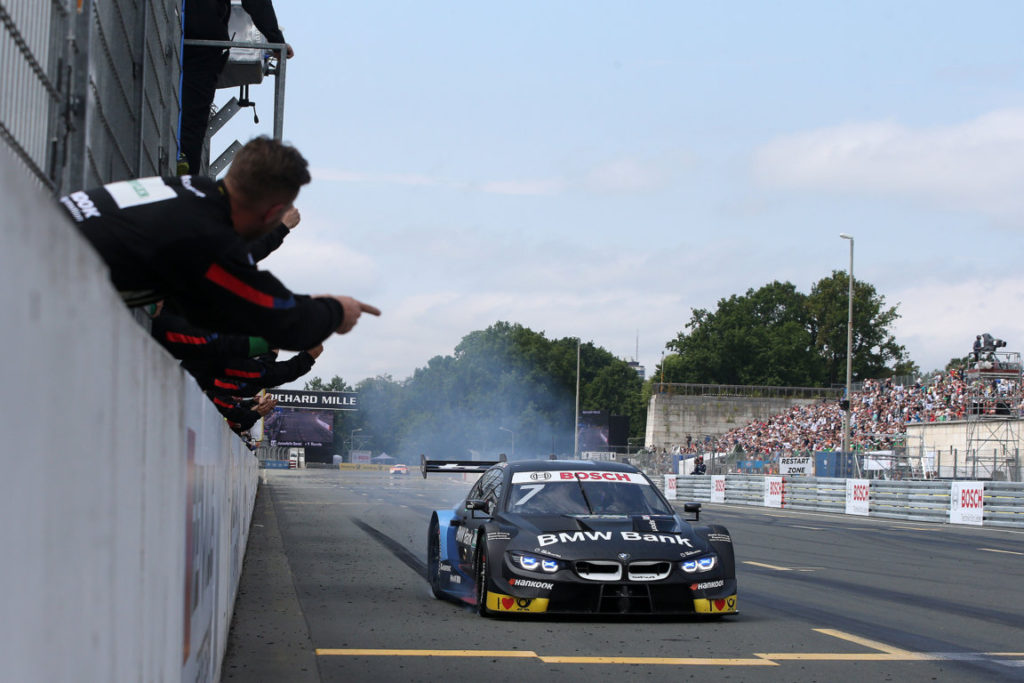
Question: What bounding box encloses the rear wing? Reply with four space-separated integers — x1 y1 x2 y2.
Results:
420 453 507 479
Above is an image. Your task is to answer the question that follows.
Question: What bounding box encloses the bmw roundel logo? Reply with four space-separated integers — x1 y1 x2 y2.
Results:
618 552 631 562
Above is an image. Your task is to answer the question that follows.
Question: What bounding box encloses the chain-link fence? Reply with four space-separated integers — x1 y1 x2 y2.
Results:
1 0 181 195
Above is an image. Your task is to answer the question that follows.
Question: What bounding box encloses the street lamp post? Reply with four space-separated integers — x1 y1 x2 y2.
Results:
350 427 363 461
499 426 515 457
839 234 854 457
573 339 581 459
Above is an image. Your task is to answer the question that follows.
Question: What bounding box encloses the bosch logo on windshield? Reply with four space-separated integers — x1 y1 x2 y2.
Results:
530 472 552 481
560 472 632 481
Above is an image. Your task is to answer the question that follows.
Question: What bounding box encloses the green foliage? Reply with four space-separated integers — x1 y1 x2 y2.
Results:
807 271 915 384
307 323 644 461
666 281 823 386
303 375 353 392
665 275 914 387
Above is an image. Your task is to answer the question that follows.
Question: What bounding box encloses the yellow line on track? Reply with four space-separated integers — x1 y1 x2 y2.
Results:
538 656 776 666
743 560 793 571
315 638 1024 667
814 628 914 654
757 653 937 661
316 649 537 658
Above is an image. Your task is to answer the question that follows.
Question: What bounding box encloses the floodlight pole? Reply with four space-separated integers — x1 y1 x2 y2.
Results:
573 339 581 459
839 234 854 458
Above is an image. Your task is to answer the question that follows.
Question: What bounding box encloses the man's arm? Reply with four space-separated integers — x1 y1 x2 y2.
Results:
247 207 299 263
151 311 269 360
240 0 288 50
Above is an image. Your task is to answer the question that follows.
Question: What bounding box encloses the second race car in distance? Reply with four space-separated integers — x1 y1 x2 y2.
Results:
423 457 737 617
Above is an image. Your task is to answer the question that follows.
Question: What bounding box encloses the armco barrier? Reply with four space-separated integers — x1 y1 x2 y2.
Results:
1 147 257 681
672 475 1024 529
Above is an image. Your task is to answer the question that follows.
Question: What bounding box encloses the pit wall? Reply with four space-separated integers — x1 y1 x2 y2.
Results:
645 392 820 449
0 151 257 680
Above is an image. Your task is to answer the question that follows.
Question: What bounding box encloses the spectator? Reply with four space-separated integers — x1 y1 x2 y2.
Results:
181 0 293 174
59 136 380 351
691 455 707 475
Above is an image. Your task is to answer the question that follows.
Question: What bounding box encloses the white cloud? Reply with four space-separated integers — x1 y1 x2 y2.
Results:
477 178 565 196
259 235 378 294
584 158 668 193
311 155 672 198
753 108 1024 223
889 275 1024 372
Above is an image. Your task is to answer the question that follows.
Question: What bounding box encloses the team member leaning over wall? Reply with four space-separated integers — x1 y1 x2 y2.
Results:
57 136 380 350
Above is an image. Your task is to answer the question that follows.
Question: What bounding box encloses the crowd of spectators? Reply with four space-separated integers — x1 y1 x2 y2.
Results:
641 370 1021 474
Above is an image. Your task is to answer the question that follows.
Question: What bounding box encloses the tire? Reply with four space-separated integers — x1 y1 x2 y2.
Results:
474 538 493 617
426 518 444 599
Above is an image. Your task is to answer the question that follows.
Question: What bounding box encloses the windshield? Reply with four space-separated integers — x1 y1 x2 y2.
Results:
506 470 674 516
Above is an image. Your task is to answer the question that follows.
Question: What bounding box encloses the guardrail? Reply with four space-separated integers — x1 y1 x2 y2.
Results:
666 474 1024 529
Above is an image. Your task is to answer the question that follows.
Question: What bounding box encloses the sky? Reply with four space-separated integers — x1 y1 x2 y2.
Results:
215 1 1024 386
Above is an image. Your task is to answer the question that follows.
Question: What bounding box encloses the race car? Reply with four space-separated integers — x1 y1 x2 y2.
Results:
389 463 409 475
423 457 737 617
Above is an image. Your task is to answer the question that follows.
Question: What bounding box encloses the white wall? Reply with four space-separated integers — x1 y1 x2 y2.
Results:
0 150 257 681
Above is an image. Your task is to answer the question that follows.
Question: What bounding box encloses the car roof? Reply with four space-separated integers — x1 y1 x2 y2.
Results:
503 459 639 474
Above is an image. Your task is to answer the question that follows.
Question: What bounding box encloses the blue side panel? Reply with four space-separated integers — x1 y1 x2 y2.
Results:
435 509 473 600
436 509 457 565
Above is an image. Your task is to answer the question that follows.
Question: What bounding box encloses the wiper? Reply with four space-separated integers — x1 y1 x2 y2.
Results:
562 513 594 531
573 474 595 514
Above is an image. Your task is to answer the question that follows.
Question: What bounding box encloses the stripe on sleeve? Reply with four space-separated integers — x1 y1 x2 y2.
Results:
204 263 295 309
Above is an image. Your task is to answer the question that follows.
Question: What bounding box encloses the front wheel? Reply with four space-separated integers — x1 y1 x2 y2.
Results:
474 539 493 617
426 519 444 599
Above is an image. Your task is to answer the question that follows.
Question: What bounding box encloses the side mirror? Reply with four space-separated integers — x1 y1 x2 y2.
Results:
684 502 701 521
466 498 491 517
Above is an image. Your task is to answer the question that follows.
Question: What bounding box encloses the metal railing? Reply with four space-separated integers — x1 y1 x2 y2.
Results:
2 0 182 194
0 0 68 190
653 382 842 400
669 474 1024 529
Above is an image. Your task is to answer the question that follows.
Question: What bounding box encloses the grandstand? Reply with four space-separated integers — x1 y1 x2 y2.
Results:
642 364 1022 482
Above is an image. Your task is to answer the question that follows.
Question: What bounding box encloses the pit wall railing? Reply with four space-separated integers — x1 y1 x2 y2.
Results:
663 474 1024 529
1 144 257 680
1 0 181 194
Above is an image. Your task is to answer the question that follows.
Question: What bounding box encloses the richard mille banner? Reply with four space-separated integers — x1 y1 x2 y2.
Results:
264 389 358 411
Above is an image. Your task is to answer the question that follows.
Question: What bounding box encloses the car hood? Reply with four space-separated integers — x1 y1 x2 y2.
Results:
496 512 711 559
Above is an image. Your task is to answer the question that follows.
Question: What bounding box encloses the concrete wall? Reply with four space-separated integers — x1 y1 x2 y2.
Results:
906 420 1020 478
0 150 257 681
645 392 820 450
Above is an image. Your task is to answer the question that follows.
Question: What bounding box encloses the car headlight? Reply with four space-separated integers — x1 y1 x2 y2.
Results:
510 552 561 573
680 555 717 573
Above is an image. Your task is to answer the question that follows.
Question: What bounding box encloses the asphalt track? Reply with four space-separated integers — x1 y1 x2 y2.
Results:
223 469 1024 682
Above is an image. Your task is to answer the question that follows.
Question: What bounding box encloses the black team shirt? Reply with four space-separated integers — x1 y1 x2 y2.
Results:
59 175 343 351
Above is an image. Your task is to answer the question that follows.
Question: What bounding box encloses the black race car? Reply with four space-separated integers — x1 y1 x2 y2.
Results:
423 457 737 617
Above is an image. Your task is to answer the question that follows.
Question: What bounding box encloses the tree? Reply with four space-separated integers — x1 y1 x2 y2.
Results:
302 375 354 453
304 375 353 392
666 281 822 386
339 322 645 460
806 271 916 384
665 275 915 388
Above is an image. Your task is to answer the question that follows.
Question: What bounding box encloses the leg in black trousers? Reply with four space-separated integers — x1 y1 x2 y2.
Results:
180 46 228 175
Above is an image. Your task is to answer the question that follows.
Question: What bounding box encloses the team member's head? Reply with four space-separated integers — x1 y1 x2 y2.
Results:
224 136 311 239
